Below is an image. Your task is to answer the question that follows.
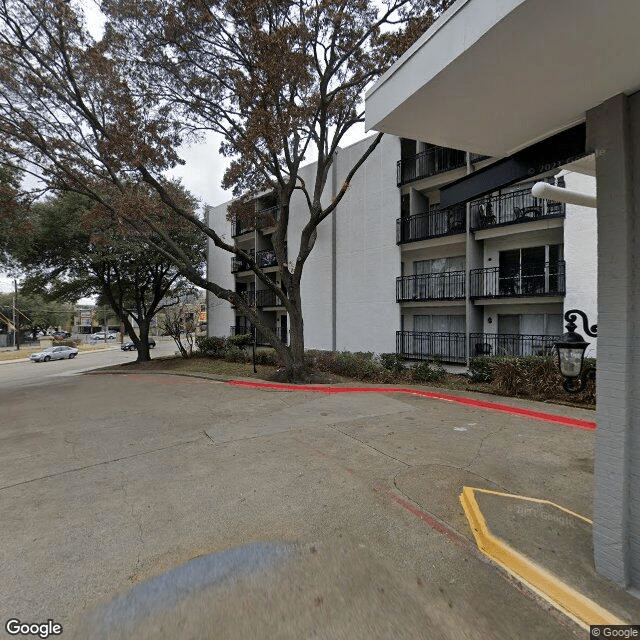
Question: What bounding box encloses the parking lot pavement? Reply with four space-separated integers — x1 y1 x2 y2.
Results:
0 373 608 638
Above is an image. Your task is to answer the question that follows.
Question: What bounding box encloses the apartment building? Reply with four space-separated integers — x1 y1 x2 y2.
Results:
207 135 596 364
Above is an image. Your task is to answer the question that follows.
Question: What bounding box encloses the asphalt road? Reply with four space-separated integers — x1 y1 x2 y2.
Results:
0 339 177 392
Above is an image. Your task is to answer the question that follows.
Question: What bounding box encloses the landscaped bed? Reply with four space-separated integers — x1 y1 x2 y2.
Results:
97 336 596 409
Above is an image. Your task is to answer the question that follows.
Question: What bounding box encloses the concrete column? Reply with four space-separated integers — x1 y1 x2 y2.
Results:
409 188 427 216
587 92 640 589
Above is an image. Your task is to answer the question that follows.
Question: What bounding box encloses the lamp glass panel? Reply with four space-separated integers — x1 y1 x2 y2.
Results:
559 347 585 378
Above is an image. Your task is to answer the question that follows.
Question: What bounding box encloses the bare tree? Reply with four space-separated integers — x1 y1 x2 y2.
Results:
0 0 448 379
160 300 197 359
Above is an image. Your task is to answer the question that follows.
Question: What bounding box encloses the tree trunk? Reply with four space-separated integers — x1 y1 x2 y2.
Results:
137 320 151 362
284 305 306 381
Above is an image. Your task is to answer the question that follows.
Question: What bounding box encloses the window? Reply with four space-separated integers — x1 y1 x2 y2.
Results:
498 245 563 295
413 257 465 299
496 313 564 356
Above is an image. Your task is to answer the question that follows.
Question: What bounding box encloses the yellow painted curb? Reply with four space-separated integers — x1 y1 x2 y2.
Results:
460 486 626 629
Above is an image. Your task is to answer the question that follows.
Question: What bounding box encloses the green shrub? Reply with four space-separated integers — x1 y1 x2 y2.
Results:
223 345 251 362
412 360 446 383
254 349 278 366
227 333 254 348
310 350 387 381
379 352 405 374
469 356 500 382
196 336 227 357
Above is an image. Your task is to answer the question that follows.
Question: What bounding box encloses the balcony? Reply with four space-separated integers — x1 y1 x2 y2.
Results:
396 331 467 363
230 323 287 345
255 288 283 307
396 272 465 302
396 331 563 363
396 204 465 244
231 255 252 273
257 205 279 229
470 185 565 231
469 333 561 358
255 246 287 268
470 261 565 299
397 146 467 186
231 206 281 237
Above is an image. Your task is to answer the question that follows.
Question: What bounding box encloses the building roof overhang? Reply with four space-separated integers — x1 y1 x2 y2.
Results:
365 0 640 157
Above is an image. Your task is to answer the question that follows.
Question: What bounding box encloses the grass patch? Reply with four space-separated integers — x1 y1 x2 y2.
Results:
103 355 280 380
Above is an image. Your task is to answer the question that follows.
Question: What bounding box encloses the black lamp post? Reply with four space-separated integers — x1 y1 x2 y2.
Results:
555 309 597 393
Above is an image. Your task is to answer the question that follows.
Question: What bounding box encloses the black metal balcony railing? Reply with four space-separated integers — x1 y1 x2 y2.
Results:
231 256 252 273
396 204 465 244
231 246 286 273
255 246 288 268
397 146 467 186
231 290 254 307
470 261 566 299
231 216 252 238
469 333 561 358
255 289 283 307
470 186 565 230
231 206 281 237
396 331 563 363
396 272 465 302
230 323 287 345
396 331 467 364
258 205 280 229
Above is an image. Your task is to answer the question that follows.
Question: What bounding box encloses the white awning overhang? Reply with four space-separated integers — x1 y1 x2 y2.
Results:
365 0 640 158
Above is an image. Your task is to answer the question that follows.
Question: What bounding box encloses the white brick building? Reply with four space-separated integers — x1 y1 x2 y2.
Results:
207 135 596 364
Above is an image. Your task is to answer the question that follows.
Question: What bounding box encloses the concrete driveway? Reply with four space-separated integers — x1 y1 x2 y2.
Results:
0 372 599 639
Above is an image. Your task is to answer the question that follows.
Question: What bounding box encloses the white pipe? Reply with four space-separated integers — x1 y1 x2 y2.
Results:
531 182 596 208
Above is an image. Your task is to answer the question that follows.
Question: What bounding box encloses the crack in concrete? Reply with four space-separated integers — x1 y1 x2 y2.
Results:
465 425 509 470
326 424 411 468
0 437 204 492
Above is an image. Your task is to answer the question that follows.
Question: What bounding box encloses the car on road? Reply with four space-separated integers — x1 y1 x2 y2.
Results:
52 331 71 339
89 332 118 342
30 345 79 362
121 338 156 351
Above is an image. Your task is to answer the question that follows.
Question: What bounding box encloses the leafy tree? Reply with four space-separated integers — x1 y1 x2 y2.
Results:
10 190 205 362
0 289 72 344
0 0 449 379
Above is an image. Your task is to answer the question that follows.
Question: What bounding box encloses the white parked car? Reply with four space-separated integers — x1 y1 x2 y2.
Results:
89 332 118 342
30 346 79 362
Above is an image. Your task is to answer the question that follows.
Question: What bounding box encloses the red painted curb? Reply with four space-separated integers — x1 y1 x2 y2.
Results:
226 380 597 431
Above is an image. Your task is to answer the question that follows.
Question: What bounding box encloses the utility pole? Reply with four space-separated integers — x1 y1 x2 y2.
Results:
13 279 19 351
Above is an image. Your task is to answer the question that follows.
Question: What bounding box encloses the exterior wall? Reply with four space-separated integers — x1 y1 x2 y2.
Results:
481 228 564 267
481 303 563 335
588 92 640 589
206 204 235 338
291 160 334 350
562 170 598 356
334 135 401 353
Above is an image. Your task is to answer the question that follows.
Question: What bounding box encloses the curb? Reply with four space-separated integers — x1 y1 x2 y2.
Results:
86 370 597 430
459 486 625 629
227 380 597 431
